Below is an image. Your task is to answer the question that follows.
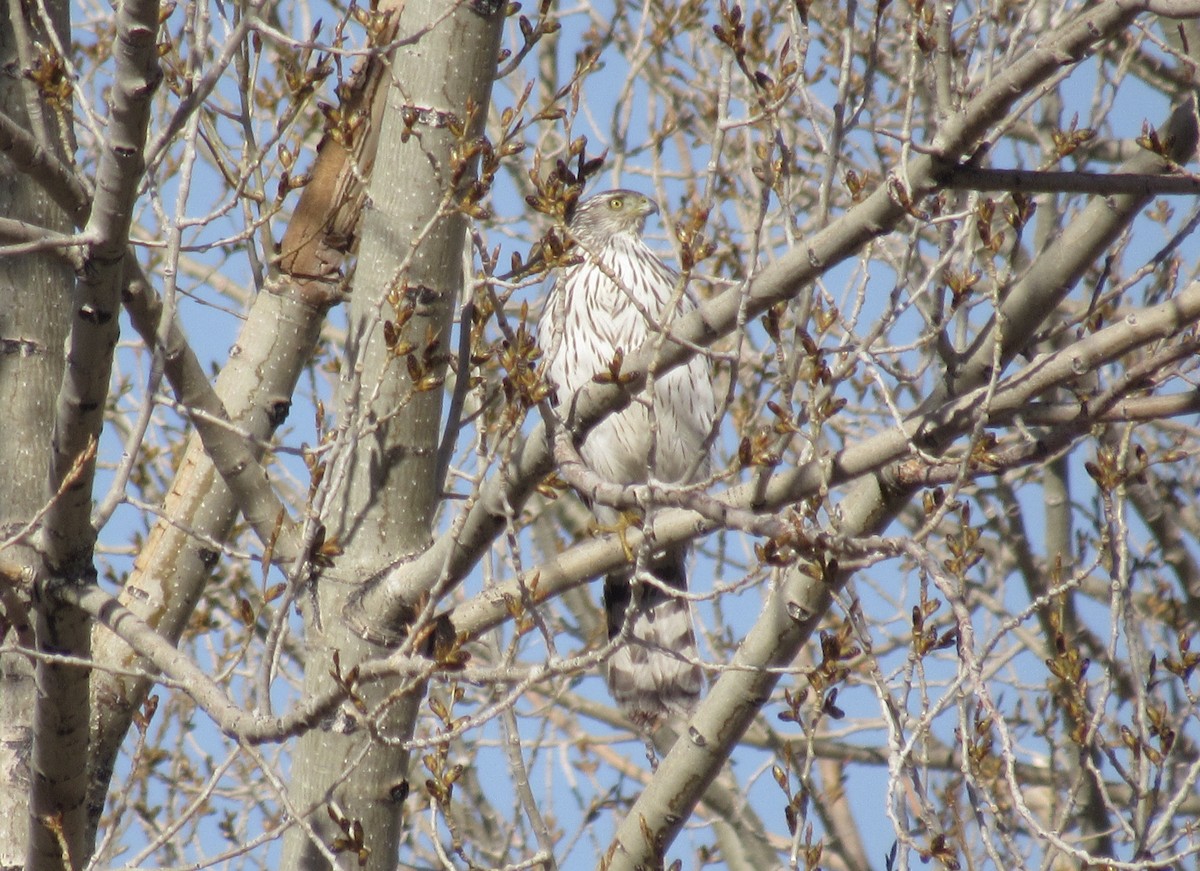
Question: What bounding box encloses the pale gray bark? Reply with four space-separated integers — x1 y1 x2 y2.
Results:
24 0 159 861
3 0 1200 866
348 0 1158 643
445 272 1200 638
0 1 75 868
84 281 330 841
83 7 399 846
0 39 343 851
604 277 1200 868
280 2 504 867
601 4 1200 860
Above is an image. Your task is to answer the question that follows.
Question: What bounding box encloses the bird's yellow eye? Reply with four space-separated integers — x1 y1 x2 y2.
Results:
608 196 623 210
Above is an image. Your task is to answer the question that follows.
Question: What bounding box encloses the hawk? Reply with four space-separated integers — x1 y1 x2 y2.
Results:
538 190 716 726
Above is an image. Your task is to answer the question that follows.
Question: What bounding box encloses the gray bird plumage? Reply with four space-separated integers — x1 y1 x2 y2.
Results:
538 190 716 726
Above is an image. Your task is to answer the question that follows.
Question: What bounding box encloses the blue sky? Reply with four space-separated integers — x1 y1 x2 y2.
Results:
80 1 1200 867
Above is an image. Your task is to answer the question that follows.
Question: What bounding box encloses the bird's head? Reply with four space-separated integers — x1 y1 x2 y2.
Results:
568 190 660 247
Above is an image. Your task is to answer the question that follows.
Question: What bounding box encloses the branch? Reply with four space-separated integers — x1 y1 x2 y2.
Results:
29 0 161 866
280 1 506 866
0 12 330 851
0 109 91 225
441 280 1200 645
64 584 344 743
119 275 307 561
0 41 306 574
549 383 1200 531
0 217 86 263
604 22 1199 865
602 285 1200 867
1138 0 1200 17
344 0 1183 642
1117 439 1200 621
947 166 1200 196
84 8 395 841
44 0 160 558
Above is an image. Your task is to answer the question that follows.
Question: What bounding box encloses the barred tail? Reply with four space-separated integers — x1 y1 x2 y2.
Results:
603 551 703 727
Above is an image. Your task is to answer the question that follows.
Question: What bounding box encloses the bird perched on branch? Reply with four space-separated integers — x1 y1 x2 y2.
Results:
537 190 716 727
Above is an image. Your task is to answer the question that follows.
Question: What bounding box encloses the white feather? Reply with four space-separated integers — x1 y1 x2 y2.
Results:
538 192 716 726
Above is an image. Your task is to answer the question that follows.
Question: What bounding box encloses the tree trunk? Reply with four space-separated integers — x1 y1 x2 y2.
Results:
0 2 74 868
280 3 503 867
